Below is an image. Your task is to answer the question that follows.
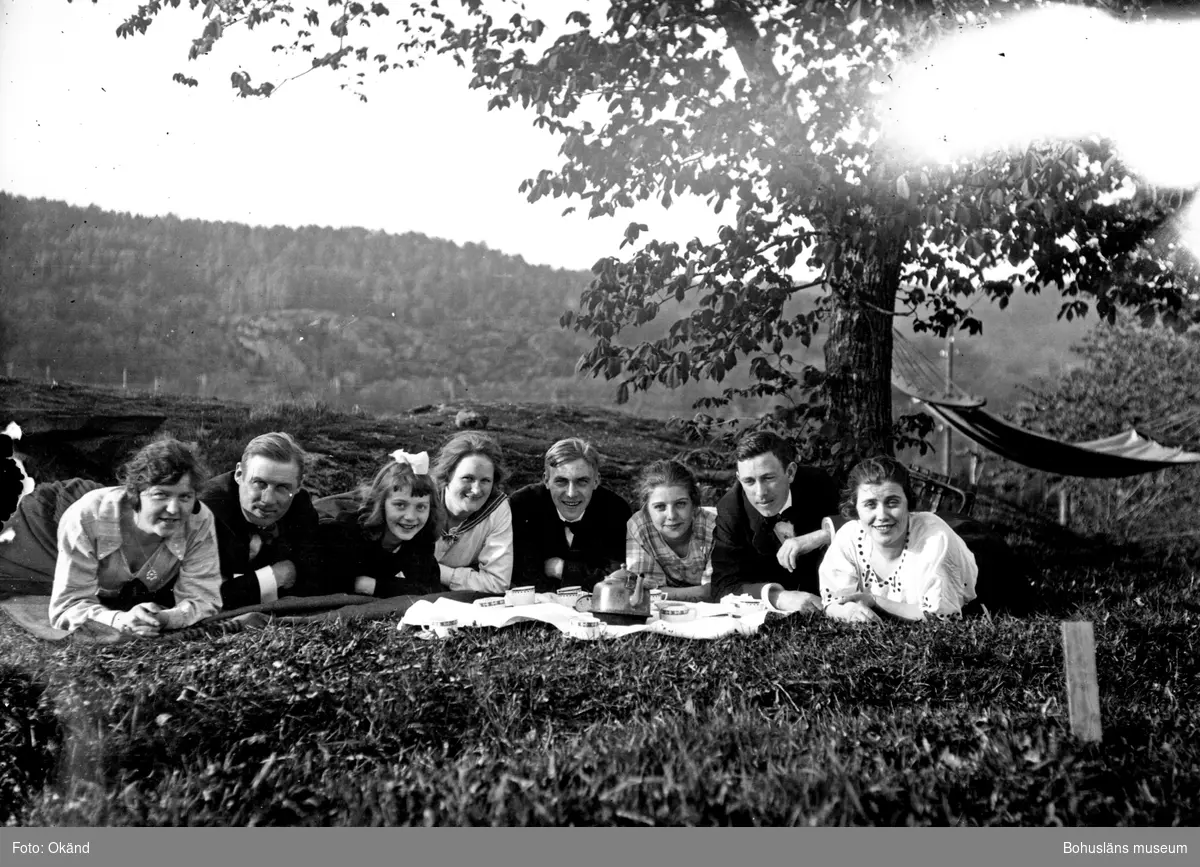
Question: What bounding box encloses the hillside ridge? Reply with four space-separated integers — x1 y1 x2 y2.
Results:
0 376 700 508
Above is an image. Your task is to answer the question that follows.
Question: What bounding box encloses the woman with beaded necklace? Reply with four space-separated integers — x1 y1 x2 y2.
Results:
819 456 978 624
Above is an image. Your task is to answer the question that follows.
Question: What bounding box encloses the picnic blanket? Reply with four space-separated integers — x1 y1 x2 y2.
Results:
0 590 484 645
399 592 790 641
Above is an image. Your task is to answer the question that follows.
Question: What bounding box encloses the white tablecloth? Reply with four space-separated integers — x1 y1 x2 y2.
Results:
399 593 790 641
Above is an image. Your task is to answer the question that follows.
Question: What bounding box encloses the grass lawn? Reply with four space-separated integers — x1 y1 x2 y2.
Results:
2 379 1198 826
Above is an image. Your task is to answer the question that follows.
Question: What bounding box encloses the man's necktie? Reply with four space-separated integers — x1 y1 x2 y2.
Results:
248 522 280 562
766 508 797 542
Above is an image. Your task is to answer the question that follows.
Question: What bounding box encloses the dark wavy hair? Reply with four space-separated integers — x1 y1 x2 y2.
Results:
634 459 701 510
356 458 444 543
117 439 210 511
431 431 507 494
839 456 918 519
734 431 795 469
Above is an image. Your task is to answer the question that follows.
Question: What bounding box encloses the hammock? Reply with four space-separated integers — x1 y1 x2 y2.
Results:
892 329 1200 478
913 399 1200 478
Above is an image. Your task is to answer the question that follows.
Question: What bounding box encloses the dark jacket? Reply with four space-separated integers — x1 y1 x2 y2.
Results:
0 477 103 592
710 465 840 601
199 471 326 609
313 495 441 598
509 483 632 593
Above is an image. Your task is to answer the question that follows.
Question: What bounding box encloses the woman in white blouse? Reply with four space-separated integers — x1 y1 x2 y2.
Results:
50 439 222 636
819 457 978 624
430 431 514 595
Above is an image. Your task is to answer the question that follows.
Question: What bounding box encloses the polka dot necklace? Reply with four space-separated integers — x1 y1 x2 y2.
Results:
857 525 911 594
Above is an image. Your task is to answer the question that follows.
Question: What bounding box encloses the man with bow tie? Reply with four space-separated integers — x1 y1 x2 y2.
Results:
199 432 324 609
509 438 632 593
710 431 838 612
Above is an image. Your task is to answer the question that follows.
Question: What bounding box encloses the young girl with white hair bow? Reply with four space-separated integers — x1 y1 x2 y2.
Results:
316 450 444 597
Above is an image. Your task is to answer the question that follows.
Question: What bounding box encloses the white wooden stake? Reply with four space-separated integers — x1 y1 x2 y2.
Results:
1061 621 1103 743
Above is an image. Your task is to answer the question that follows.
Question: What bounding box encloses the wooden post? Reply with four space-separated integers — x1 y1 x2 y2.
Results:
1058 485 1071 527
1061 621 1102 743
198 373 208 397
122 369 128 391
939 336 954 478
968 452 982 486
153 376 160 395
5 361 12 378
45 365 51 383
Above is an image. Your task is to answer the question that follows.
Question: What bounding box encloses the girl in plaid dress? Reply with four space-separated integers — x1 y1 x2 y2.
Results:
625 460 714 601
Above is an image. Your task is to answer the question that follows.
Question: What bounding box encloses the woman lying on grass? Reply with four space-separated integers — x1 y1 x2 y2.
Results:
430 432 514 596
624 459 713 601
49 438 223 637
819 456 978 624
318 451 443 598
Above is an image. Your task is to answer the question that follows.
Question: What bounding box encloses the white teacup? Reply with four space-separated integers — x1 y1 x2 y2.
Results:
732 598 766 614
648 588 666 606
474 597 506 609
569 616 607 640
659 603 695 623
505 585 536 606
431 618 458 639
555 585 583 607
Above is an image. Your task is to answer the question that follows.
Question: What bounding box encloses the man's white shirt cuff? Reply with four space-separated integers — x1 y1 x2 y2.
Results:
255 565 280 604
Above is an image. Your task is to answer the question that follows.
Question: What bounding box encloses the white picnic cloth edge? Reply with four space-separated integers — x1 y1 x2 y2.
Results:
399 593 786 641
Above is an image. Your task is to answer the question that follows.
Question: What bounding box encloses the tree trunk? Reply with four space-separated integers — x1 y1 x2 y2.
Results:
722 6 900 459
823 244 902 458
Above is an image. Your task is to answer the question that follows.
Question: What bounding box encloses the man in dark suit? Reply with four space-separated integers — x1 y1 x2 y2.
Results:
199 432 325 609
509 437 632 593
710 431 839 611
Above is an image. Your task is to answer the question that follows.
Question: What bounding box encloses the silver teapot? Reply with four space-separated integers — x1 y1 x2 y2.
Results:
587 569 652 624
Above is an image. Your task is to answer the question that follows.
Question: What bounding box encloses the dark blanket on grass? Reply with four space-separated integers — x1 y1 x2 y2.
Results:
0 589 485 645
943 514 1035 616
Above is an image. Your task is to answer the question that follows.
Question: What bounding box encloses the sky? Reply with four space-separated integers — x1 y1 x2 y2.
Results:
0 0 722 272
881 3 1200 187
3 1 1198 272
879 3 1200 257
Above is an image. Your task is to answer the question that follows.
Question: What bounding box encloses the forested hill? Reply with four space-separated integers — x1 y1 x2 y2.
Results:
0 193 598 409
1 192 1091 418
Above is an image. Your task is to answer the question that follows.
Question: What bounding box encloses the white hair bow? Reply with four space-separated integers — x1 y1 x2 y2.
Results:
390 449 430 475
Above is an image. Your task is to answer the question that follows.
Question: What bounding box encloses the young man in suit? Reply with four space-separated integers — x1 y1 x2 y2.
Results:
509 437 632 593
199 432 325 609
710 431 839 612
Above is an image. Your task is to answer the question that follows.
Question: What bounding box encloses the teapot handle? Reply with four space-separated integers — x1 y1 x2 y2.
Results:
629 572 646 607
